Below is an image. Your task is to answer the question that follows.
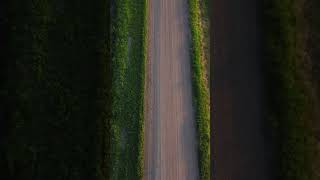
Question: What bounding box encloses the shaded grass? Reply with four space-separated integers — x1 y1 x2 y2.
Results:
263 0 319 179
188 0 210 179
110 0 146 179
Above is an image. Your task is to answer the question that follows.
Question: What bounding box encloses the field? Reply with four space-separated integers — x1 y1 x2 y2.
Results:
305 0 320 178
0 0 111 179
188 0 210 179
263 0 320 179
110 0 146 179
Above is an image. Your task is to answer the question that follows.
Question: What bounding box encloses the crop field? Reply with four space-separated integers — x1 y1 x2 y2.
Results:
188 0 210 179
110 0 146 179
0 0 111 179
263 0 320 179
305 0 320 178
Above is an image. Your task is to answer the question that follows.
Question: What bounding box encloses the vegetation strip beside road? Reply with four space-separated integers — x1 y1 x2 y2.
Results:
188 0 210 179
264 0 320 179
110 0 146 179
199 0 210 81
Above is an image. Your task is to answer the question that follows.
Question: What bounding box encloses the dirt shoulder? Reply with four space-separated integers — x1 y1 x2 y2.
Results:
212 0 275 179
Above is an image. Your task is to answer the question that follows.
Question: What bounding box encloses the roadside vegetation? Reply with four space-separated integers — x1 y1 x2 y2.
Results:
199 0 210 82
264 0 320 179
110 0 146 179
0 0 111 179
188 0 210 179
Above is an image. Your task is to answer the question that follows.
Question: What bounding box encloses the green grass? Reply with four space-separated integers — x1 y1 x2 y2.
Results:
199 0 210 79
263 0 319 179
0 0 111 179
188 0 210 179
110 0 146 179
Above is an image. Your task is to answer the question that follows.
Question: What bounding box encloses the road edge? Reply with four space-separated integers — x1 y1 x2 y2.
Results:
188 0 210 179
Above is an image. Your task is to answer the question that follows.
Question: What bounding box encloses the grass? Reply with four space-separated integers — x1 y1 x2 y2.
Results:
0 0 111 179
199 0 210 81
110 0 146 179
188 0 210 179
263 0 319 179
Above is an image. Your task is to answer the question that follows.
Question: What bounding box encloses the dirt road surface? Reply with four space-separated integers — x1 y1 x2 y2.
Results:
144 0 199 179
212 0 275 179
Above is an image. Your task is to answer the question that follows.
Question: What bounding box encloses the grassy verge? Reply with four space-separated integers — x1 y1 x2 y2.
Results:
0 0 111 179
188 0 210 179
110 0 146 179
199 0 210 81
264 0 319 179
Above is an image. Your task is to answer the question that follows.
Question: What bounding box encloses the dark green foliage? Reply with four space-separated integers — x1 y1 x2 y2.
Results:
110 0 146 179
188 0 210 179
0 0 111 179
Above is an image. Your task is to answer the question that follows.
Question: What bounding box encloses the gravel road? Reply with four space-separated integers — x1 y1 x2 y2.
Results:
144 0 199 179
